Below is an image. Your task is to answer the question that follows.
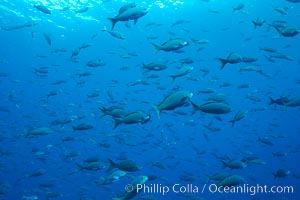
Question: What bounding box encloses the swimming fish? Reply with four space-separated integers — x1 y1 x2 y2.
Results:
153 90 193 119
34 5 51 15
151 38 189 54
107 5 148 30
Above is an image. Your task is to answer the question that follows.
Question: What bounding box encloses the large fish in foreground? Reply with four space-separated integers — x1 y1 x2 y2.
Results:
107 4 149 30
153 90 193 119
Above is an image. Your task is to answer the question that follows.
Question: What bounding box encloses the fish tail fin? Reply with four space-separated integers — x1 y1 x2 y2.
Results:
102 26 107 32
107 159 117 172
113 118 122 129
229 120 235 127
216 58 227 70
95 177 105 185
24 130 30 138
151 42 160 54
152 105 161 120
252 21 257 29
272 173 277 179
272 25 282 35
142 63 147 70
107 18 117 30
98 107 106 118
190 101 199 114
268 97 275 105
142 64 148 73
221 160 227 169
205 177 210 184
76 163 83 170
71 126 76 132
169 75 176 83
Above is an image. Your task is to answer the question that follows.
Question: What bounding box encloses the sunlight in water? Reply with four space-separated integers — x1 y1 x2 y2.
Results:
24 0 185 9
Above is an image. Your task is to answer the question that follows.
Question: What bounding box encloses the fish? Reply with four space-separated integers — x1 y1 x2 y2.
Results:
76 72 91 77
243 157 266 165
222 160 247 169
233 3 245 12
151 38 189 54
99 106 127 118
34 5 51 15
259 47 277 53
229 110 248 127
113 111 151 129
1 21 38 31
107 6 148 30
76 162 105 171
258 137 274 146
95 170 127 185
118 3 137 14
151 161 167 169
191 101 231 114
252 17 265 29
87 91 100 98
207 172 231 182
171 19 191 27
26 169 47 177
217 175 245 187
102 26 125 40
273 169 290 179
284 96 300 107
169 65 193 82
272 151 287 157
219 82 231 88
51 48 67 53
142 61 167 72
46 90 61 98
272 26 299 37
198 88 216 94
207 94 227 102
203 123 222 132
112 175 148 200
25 127 53 137
270 53 293 61
74 7 89 14
241 56 257 63
107 159 142 172
216 53 243 70
239 65 261 73
72 123 93 131
86 59 106 67
153 90 193 119
43 33 51 46
274 7 288 15
269 96 291 105
78 43 92 50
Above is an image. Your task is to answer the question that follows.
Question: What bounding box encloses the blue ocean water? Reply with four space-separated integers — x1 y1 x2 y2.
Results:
0 0 299 199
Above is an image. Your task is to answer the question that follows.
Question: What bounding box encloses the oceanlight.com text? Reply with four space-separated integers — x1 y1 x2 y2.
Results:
127 183 294 196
